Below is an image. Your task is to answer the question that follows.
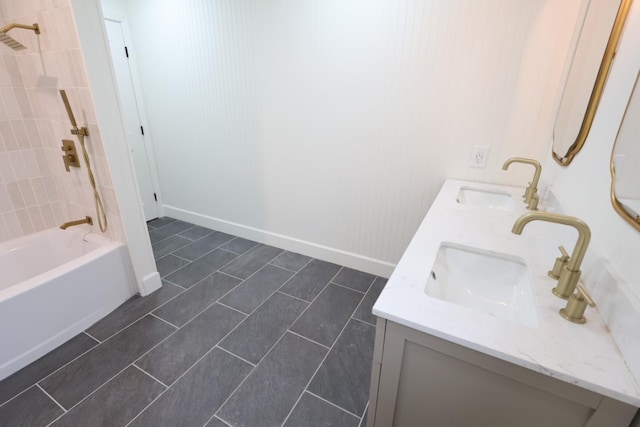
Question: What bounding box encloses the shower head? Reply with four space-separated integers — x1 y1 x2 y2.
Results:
0 32 26 50
0 23 40 51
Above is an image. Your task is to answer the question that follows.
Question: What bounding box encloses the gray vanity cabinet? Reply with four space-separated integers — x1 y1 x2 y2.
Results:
367 318 638 427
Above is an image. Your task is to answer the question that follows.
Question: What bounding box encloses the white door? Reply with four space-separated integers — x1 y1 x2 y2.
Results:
105 19 159 221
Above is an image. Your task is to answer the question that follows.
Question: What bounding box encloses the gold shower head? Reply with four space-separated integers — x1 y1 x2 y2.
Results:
0 23 40 51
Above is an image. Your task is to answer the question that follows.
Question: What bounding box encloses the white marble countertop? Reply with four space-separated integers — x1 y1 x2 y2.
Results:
373 179 640 407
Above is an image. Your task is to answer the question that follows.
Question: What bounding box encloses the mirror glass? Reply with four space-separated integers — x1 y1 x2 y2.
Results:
552 0 631 166
611 71 640 232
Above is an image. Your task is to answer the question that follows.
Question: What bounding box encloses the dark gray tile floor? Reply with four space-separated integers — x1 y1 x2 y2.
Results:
0 217 386 427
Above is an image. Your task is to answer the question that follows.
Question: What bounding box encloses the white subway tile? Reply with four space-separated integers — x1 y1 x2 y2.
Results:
0 121 18 150
0 183 11 212
17 179 36 207
28 205 45 230
0 152 17 182
15 208 35 234
5 181 25 209
3 211 23 240
8 150 28 180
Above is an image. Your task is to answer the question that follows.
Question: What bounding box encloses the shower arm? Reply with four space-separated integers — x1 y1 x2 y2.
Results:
1 23 40 34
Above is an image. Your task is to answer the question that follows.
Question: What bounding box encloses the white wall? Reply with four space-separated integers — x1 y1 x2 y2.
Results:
545 1 640 381
102 0 584 274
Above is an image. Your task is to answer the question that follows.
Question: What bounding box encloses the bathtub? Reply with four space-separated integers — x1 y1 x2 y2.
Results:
0 227 136 380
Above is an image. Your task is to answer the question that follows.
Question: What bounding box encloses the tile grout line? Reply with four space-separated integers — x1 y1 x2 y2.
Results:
126 276 283 427
36 384 67 413
45 362 138 427
306 389 363 419
216 301 250 316
351 276 384 326
149 312 180 330
351 316 376 328
360 402 369 427
215 345 256 367
281 271 366 426
215 264 348 425
173 233 237 262
82 330 102 344
212 415 233 427
210 262 340 426
161 278 187 290
276 290 311 304
287 330 331 350
131 363 169 388
0 337 102 410
217 270 245 282
163 252 192 263
91 285 187 343
329 281 367 294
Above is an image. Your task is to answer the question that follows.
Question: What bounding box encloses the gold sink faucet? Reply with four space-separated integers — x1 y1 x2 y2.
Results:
502 157 541 210
511 212 591 299
60 216 93 230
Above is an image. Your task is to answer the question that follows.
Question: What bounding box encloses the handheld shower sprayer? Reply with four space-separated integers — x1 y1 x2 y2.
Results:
59 90 108 233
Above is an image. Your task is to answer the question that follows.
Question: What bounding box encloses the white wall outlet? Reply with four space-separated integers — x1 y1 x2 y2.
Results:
470 145 489 168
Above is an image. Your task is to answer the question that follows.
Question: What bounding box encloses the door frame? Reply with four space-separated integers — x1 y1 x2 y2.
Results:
103 15 164 220
70 0 162 296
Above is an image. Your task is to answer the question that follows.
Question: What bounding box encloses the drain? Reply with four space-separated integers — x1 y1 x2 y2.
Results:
431 271 436 280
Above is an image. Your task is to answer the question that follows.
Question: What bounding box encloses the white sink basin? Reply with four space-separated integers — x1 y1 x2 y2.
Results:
456 187 515 211
425 243 539 327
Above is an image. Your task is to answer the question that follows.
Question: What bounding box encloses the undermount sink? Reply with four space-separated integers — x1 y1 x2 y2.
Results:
425 243 539 327
456 186 515 211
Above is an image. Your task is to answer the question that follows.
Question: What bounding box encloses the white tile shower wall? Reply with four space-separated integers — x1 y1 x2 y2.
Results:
111 0 584 268
0 0 125 243
545 1 640 383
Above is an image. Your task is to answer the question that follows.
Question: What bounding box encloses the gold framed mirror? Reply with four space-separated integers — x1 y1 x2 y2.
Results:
611 70 640 232
552 0 632 166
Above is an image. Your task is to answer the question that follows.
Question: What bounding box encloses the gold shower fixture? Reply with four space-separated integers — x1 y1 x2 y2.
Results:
0 23 40 51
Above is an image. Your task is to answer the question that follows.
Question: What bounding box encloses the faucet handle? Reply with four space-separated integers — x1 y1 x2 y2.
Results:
548 246 570 279
576 284 596 307
559 284 596 324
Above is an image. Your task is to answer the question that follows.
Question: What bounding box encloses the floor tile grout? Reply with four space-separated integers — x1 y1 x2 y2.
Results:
82 330 102 344
287 330 331 350
215 345 256 368
276 290 311 304
212 263 341 426
46 362 136 426
306 389 363 419
91 286 187 343
36 384 66 413
351 316 376 327
216 301 250 316
280 296 358 425
328 281 367 294
149 312 180 330
131 364 169 389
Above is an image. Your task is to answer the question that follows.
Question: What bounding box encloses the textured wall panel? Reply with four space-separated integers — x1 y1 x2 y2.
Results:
117 0 583 266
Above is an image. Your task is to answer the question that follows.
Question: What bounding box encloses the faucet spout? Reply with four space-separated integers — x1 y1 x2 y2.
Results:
60 216 93 230
502 157 542 209
512 212 591 298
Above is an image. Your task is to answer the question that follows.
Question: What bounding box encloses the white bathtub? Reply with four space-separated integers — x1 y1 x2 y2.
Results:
0 227 136 380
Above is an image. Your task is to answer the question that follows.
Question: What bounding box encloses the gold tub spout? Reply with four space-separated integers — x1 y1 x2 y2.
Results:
502 157 542 210
512 212 591 299
60 216 93 230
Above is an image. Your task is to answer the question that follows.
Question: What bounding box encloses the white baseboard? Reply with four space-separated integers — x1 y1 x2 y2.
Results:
141 272 162 296
163 205 395 278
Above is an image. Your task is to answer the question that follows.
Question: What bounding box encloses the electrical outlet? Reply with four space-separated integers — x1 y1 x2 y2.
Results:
470 145 489 168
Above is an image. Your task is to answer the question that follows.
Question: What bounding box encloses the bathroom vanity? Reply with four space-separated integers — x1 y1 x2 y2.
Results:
367 180 640 426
